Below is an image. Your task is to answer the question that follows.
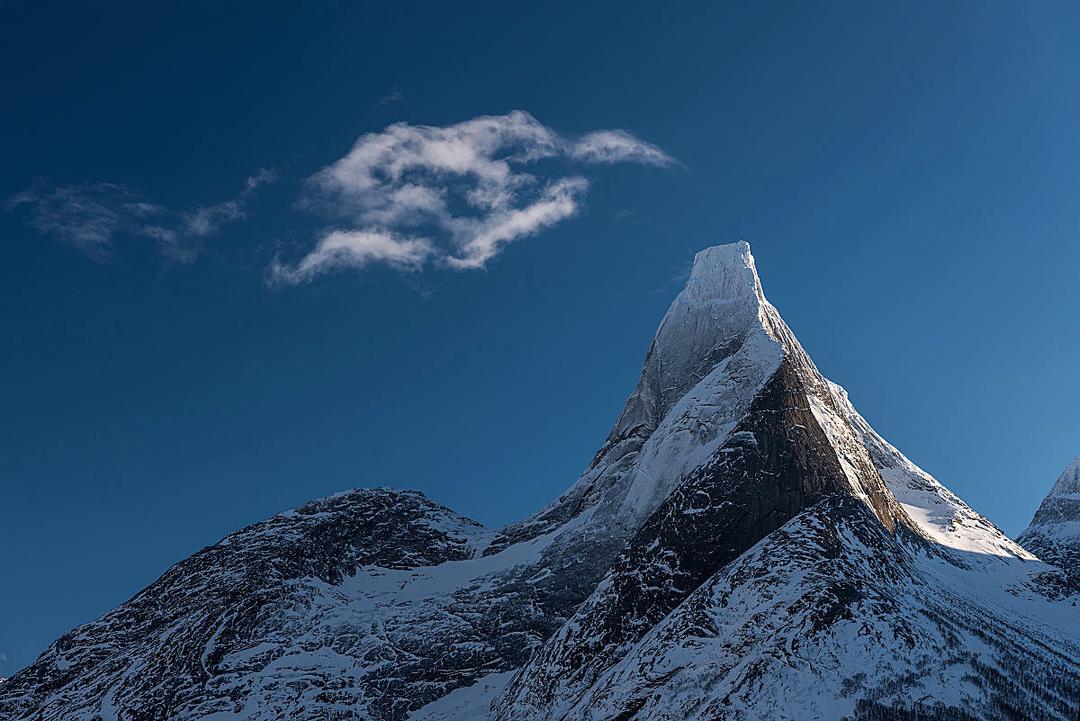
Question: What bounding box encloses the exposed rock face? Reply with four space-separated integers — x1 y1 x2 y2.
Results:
493 358 912 719
2 242 1077 721
1018 454 1080 572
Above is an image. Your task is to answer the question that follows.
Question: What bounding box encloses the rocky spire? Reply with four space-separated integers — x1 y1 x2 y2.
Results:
486 242 787 555
603 241 773 448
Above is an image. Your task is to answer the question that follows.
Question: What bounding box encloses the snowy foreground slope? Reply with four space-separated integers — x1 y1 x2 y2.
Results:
1019 454 1080 573
2 243 1077 721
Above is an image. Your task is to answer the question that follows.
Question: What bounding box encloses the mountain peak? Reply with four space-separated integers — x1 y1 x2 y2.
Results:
593 241 781 463
684 241 761 300
1049 453 1080 497
484 242 786 554
1018 451 1080 570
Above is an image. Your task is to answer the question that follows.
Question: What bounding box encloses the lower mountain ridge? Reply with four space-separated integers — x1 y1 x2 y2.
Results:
2 242 1077 721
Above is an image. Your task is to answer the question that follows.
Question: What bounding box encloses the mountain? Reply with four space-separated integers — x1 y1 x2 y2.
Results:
2 242 1077 721
1018 454 1080 572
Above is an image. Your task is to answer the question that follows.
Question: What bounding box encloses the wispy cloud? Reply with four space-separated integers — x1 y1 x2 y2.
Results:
378 86 404 106
6 183 147 261
571 130 676 166
270 230 435 284
270 110 673 284
7 169 275 263
612 208 643 223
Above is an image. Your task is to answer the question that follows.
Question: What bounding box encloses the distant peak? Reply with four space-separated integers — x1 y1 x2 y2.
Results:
1049 453 1080 496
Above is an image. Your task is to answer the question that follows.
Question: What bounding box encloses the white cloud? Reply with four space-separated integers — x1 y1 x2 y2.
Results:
269 230 434 285
445 176 588 269
570 130 676 166
273 111 672 283
7 169 275 263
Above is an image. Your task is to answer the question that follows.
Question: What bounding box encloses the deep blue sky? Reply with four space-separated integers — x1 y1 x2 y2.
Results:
2 1 1079 675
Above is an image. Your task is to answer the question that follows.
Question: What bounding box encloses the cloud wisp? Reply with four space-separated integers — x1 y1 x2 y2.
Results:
377 86 405 106
269 111 673 284
7 169 275 263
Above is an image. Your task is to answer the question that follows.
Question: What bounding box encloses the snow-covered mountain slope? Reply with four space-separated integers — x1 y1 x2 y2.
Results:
2 242 1077 721
842 390 1036 563
505 495 1079 721
0 490 508 720
1018 454 1080 572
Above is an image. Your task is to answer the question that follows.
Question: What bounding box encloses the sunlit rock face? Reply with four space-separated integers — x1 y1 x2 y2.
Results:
2 243 1078 721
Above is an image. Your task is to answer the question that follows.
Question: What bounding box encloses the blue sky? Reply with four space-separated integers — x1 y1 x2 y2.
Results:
2 1 1079 675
